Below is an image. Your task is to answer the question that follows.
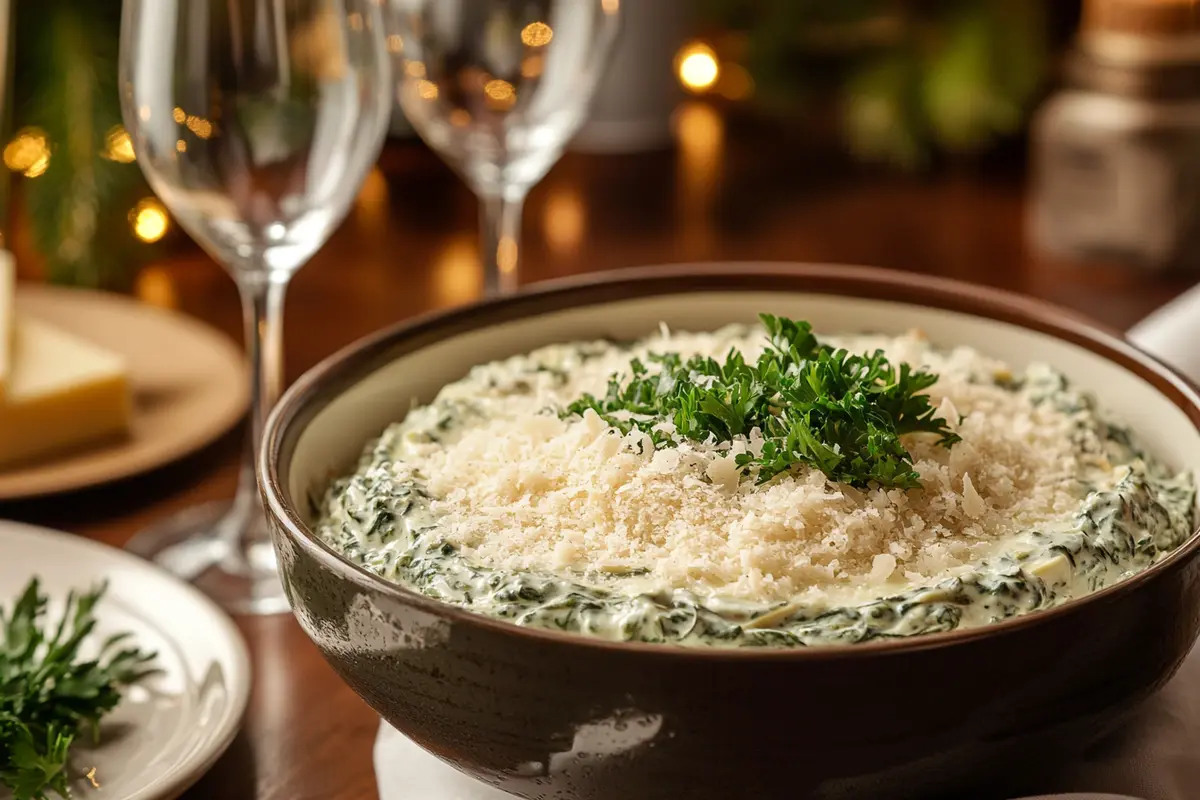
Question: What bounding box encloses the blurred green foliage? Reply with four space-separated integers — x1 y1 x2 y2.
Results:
13 0 153 289
700 0 1050 170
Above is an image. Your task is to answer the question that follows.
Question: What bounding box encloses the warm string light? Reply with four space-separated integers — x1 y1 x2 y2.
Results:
417 79 439 100
130 198 169 243
186 115 213 139
521 21 553 47
170 107 216 141
4 125 170 244
673 41 753 100
103 125 136 163
676 42 720 93
484 78 517 110
5 123 148 178
4 128 50 178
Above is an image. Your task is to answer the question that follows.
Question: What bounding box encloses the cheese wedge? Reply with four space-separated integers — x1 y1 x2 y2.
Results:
0 250 13 400
0 316 131 468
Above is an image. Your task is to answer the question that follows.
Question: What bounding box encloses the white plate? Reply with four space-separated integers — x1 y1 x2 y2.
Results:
0 521 251 800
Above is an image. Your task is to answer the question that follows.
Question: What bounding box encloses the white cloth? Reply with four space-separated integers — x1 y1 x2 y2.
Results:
376 287 1200 800
1127 282 1200 382
375 722 513 800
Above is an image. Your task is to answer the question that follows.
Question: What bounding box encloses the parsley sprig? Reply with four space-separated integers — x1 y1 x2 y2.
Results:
1 579 157 800
564 314 960 488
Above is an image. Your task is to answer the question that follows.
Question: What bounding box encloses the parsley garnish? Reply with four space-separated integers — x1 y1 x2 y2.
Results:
1 579 157 800
564 314 961 489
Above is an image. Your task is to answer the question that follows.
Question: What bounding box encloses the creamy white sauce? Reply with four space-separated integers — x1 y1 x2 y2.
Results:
315 325 1196 647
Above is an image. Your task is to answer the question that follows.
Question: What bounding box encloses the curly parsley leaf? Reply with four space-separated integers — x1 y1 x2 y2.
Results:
564 314 960 489
0 579 158 800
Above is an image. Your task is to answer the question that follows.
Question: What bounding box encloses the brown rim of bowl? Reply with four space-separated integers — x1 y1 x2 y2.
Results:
261 262 1200 661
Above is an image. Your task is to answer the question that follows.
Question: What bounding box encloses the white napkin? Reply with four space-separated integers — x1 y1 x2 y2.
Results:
1127 282 1200 381
376 286 1200 800
375 723 513 800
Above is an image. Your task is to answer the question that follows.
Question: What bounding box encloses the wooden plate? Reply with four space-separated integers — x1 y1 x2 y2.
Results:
0 285 247 500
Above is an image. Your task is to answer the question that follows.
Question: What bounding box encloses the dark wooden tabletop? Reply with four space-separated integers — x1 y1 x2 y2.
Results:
4 104 1197 800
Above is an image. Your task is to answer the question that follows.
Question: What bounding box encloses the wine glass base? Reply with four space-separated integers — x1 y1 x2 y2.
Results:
124 500 291 616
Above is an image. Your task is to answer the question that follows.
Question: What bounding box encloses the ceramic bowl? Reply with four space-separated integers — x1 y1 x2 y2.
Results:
260 264 1200 800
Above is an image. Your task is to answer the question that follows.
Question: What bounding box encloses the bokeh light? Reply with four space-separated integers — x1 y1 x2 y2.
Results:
186 116 214 139
130 198 169 243
521 22 553 47
103 125 136 163
432 235 484 306
135 266 179 309
484 79 517 110
676 42 720 93
717 63 755 101
543 188 585 256
4 128 51 178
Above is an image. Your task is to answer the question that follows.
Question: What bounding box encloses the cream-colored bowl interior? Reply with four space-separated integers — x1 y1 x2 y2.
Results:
288 291 1200 525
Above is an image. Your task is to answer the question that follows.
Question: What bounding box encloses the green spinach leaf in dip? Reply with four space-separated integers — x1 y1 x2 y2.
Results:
314 322 1196 648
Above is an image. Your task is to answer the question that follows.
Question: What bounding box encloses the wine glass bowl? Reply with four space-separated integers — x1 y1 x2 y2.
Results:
125 2 390 279
387 0 619 294
119 0 392 614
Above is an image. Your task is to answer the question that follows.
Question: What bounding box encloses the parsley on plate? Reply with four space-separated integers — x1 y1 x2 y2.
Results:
0 579 157 800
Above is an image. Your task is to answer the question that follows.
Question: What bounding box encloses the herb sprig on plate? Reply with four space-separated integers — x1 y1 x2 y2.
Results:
564 313 960 489
1 579 157 800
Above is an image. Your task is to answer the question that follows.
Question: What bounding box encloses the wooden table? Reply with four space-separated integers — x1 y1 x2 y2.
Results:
4 105 1197 799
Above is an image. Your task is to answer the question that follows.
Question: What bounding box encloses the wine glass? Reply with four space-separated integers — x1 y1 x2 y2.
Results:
119 0 392 614
386 0 619 295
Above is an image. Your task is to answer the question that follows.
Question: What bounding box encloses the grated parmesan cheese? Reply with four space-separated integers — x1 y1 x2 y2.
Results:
387 326 1094 606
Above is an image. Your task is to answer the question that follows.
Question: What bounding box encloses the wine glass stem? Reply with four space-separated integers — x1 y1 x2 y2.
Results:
221 271 289 566
480 191 525 295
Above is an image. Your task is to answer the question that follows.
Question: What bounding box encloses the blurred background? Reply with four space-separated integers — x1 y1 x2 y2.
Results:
8 5 1200 795
4 0 1197 346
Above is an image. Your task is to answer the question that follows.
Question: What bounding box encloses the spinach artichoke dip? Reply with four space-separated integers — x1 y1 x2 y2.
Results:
315 315 1196 648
